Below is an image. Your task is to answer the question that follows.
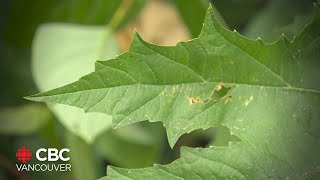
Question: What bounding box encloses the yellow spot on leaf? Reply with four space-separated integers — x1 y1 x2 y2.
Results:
188 96 201 105
244 96 254 106
215 84 222 91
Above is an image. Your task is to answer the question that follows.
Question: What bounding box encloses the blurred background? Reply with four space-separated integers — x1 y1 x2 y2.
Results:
0 0 315 179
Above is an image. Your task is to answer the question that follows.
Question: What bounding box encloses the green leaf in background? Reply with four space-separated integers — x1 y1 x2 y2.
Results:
1 0 145 105
172 0 209 37
28 3 320 179
32 23 119 143
4 0 145 47
244 0 314 42
0 104 51 134
95 122 164 168
67 131 99 180
172 0 228 38
210 0 265 30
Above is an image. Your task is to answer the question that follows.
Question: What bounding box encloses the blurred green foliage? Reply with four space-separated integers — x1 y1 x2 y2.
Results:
4 0 145 47
172 0 208 37
244 0 313 42
0 0 316 179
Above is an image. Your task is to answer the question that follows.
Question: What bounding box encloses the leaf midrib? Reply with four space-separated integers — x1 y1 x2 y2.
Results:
30 81 320 100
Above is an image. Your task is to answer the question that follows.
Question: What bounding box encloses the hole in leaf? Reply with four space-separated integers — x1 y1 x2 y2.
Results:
173 125 241 158
202 84 232 105
211 84 231 101
98 122 241 167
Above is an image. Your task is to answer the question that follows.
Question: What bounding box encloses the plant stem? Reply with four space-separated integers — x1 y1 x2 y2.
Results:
98 0 134 59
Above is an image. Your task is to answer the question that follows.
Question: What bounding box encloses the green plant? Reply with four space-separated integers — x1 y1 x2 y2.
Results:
26 3 320 180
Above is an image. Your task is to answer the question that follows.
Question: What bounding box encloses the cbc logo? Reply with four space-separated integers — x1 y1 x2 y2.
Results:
16 147 71 172
36 148 70 161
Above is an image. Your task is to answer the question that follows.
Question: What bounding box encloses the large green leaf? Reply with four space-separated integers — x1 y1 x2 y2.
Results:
28 3 320 179
32 23 119 143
